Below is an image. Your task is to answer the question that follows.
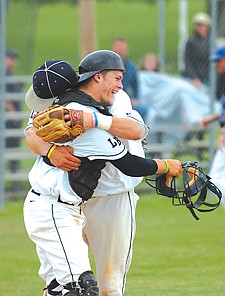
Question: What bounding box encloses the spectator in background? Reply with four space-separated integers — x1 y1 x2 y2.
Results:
112 37 138 98
182 12 211 89
5 49 24 189
140 52 160 72
112 37 147 121
200 45 225 207
216 38 225 100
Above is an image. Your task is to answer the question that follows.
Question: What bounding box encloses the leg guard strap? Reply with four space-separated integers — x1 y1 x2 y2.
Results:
44 279 62 296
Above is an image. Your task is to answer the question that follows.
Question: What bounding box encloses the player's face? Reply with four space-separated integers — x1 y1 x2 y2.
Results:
98 70 123 106
215 58 225 74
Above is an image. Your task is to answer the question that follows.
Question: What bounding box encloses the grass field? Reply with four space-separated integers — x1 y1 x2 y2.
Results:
7 0 207 74
1 192 225 295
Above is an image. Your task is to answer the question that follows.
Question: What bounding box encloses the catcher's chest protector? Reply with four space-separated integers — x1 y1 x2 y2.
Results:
68 158 106 201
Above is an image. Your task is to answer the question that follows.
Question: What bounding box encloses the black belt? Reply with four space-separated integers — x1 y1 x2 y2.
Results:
31 189 75 206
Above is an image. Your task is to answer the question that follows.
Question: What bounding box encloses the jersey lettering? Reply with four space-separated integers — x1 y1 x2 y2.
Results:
107 136 122 148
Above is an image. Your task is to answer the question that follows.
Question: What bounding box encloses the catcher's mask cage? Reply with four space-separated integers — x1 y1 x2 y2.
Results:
145 161 222 220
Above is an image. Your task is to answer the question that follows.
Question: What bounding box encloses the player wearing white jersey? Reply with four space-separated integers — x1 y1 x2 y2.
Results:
24 52 182 296
24 91 148 296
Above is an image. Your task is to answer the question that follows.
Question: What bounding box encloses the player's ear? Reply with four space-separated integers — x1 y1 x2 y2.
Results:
93 73 101 83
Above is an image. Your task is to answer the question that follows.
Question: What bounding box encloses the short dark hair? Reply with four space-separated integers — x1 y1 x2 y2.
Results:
6 49 18 58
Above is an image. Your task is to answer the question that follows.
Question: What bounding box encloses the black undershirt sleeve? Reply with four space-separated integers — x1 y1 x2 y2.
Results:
110 152 158 177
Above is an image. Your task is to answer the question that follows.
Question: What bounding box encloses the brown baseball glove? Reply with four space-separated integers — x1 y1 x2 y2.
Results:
33 104 84 143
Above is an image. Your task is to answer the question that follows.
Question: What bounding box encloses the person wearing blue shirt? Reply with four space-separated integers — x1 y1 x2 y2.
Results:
112 37 147 121
200 45 225 145
121 58 138 99
200 45 225 208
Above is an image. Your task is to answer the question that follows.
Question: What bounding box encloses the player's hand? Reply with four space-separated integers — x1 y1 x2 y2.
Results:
49 145 81 171
154 159 182 177
166 159 183 178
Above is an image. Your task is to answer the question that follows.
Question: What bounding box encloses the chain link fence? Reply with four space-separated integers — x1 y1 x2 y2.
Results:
1 0 225 201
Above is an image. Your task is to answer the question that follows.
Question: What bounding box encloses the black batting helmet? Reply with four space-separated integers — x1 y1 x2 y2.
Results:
78 50 125 83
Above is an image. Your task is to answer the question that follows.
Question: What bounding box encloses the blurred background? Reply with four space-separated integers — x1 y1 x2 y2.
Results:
1 0 225 204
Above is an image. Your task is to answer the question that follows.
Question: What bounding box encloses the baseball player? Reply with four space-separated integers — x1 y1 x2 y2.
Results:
24 52 182 295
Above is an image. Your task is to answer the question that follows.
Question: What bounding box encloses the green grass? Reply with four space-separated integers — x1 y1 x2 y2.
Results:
7 0 207 74
1 193 225 295
0 200 42 295
126 193 225 295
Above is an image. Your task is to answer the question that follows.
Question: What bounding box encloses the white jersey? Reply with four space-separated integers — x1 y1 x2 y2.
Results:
26 90 147 204
94 90 146 196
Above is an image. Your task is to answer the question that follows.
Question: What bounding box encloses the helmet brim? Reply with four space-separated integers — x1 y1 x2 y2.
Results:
77 71 100 83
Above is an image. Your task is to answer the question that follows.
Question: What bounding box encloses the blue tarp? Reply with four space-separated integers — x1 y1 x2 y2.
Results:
138 71 221 145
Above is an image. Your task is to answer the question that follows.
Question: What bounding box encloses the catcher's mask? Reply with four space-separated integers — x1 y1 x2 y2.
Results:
78 50 125 83
145 161 222 220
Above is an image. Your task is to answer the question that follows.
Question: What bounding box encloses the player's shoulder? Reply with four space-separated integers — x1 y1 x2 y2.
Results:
110 90 132 115
114 89 132 105
115 89 130 98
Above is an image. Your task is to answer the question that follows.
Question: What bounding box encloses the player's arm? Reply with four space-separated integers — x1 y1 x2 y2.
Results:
84 131 181 177
109 117 144 140
25 110 81 171
25 126 81 171
28 105 146 171
26 109 145 171
25 125 52 156
110 152 182 178
111 116 147 140
83 112 144 140
83 111 146 140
